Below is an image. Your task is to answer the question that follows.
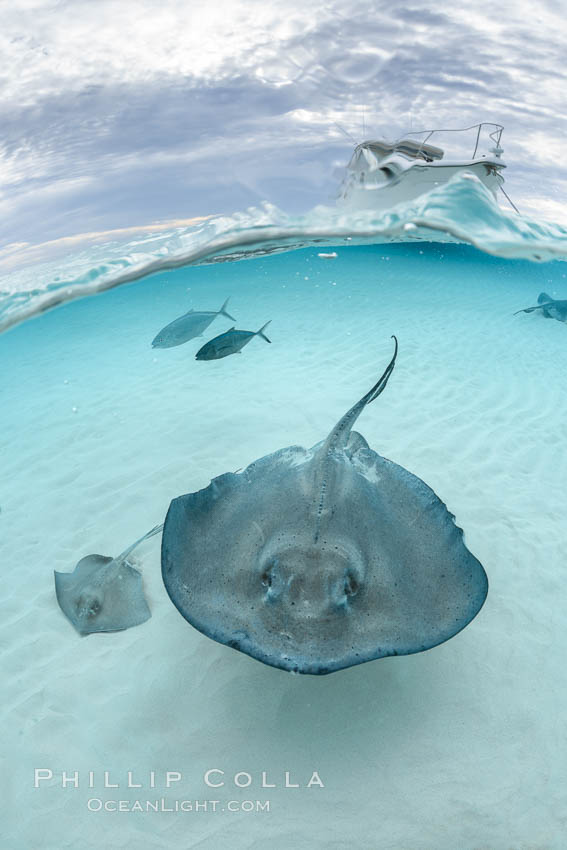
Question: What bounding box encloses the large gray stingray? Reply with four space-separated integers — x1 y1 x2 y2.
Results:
54 524 163 635
514 291 567 322
162 338 488 675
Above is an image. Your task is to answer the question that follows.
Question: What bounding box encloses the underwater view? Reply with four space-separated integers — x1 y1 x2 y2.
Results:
2 178 567 848
3 2 567 848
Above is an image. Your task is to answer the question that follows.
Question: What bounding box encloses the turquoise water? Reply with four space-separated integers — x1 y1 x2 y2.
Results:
2 174 567 334
2 177 567 848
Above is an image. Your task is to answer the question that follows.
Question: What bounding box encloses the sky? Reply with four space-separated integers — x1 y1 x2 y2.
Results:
1 0 566 253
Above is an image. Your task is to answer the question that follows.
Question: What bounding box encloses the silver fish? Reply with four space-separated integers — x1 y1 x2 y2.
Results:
196 322 272 361
152 298 236 348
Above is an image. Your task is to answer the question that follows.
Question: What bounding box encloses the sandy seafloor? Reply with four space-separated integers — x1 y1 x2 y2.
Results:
1 243 567 849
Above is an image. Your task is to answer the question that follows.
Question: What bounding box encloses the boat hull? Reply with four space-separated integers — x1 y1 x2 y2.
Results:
339 160 505 211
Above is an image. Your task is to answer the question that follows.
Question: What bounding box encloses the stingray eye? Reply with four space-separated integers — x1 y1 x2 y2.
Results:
88 598 101 615
77 593 102 618
261 560 281 599
344 571 359 597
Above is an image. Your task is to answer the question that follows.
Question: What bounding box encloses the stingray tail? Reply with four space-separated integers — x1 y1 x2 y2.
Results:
362 335 398 406
256 321 272 343
116 523 164 563
513 305 543 315
514 292 554 316
218 298 236 322
324 336 398 452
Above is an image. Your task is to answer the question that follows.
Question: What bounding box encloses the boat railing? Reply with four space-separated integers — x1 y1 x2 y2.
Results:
398 123 504 161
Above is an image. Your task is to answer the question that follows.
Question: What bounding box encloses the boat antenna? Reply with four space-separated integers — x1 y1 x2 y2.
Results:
334 122 358 144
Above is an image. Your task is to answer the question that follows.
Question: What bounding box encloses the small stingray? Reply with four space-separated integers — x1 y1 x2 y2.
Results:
55 524 163 635
152 298 235 348
514 291 567 322
195 322 271 360
162 338 488 675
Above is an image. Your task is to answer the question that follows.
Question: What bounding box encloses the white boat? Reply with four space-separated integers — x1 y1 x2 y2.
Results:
337 123 512 211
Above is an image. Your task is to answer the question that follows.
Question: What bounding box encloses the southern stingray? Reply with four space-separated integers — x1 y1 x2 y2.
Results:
514 291 567 322
162 338 488 675
54 524 162 635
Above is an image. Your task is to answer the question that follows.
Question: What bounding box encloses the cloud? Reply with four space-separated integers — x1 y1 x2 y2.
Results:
1 0 566 246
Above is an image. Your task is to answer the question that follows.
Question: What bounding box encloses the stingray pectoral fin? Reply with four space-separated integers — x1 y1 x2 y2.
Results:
161 444 311 648
54 569 81 617
352 452 489 658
